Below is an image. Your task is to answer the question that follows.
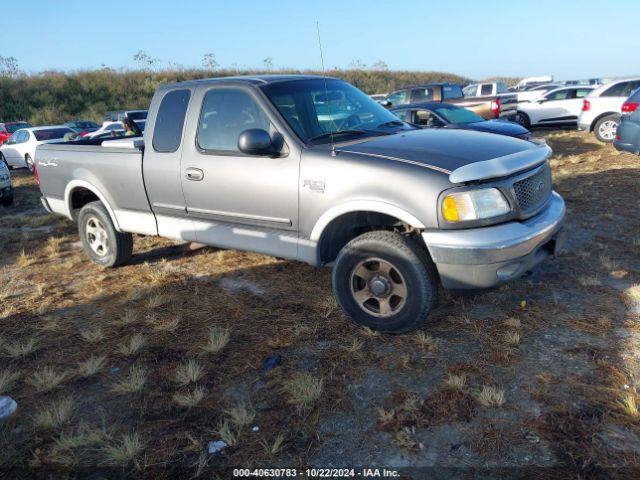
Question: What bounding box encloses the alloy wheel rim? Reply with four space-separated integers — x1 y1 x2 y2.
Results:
349 257 407 318
599 120 617 140
85 216 109 256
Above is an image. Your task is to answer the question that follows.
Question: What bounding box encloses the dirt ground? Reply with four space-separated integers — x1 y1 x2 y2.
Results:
1 129 640 478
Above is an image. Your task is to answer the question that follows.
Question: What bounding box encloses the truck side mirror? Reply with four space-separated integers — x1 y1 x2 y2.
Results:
238 129 274 155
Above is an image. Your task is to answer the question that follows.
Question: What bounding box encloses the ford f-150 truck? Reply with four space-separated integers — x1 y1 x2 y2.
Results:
36 75 565 333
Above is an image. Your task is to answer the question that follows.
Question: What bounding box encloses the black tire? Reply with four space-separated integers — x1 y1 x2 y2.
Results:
78 201 133 267
25 154 34 172
0 194 13 207
594 114 620 143
332 231 437 333
515 111 530 129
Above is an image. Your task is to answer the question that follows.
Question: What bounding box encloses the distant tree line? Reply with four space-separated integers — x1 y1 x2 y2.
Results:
0 52 520 124
0 68 480 124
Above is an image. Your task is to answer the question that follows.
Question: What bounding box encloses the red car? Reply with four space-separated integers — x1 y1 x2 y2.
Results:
0 121 32 145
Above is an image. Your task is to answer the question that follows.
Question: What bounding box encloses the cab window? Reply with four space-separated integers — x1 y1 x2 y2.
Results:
463 84 478 97
197 89 270 153
152 89 191 153
410 88 433 102
480 84 493 95
386 90 409 106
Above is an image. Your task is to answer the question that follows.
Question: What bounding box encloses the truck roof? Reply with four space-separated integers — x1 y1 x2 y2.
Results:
160 74 332 91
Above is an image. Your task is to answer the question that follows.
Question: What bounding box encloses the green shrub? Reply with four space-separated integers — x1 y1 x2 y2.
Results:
0 68 478 124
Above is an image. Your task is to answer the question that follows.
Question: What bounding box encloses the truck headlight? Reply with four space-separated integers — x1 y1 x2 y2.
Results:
442 188 510 222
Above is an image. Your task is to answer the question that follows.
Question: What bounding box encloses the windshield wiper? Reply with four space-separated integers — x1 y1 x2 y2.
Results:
307 130 369 144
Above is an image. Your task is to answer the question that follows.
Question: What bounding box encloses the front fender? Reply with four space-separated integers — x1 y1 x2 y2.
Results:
309 200 426 242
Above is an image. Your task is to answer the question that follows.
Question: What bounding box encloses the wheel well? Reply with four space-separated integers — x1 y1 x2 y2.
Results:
317 211 422 265
590 112 620 132
69 187 100 220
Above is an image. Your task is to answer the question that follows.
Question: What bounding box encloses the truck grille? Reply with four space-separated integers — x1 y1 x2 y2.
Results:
513 164 552 216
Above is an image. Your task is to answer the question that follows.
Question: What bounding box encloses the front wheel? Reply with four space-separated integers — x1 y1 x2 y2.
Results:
594 115 620 143
78 201 133 267
25 154 34 172
332 231 437 333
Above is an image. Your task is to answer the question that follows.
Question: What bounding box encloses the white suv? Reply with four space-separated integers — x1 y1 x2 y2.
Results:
578 78 640 142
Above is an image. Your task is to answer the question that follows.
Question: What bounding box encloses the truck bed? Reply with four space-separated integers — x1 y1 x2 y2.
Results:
36 136 157 235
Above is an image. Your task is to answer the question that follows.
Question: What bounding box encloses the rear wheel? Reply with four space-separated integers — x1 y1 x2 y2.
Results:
25 154 34 172
78 201 133 267
332 231 437 333
594 114 620 143
515 111 530 129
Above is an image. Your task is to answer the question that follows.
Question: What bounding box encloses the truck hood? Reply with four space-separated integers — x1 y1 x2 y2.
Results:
338 128 540 174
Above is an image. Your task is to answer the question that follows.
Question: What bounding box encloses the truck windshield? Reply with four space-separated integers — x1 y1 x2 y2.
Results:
261 79 413 144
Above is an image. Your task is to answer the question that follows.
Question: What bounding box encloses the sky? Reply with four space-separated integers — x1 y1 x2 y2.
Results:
2 0 639 80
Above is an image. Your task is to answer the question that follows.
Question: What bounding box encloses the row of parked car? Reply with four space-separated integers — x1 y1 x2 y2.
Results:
0 110 149 174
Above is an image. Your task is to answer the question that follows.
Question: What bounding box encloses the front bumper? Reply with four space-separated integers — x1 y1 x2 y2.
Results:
422 192 565 289
613 139 639 154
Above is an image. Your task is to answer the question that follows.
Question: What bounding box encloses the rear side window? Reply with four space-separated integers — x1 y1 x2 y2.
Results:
442 85 463 99
629 87 640 102
601 81 640 98
152 89 191 153
575 88 592 98
480 84 493 95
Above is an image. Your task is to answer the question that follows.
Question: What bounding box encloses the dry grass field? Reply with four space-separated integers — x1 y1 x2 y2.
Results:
1 129 640 478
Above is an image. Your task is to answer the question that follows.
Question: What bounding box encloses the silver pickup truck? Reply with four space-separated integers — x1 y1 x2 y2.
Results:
36 75 565 333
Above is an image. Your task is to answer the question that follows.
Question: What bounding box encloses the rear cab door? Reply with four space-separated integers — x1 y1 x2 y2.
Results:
143 87 195 240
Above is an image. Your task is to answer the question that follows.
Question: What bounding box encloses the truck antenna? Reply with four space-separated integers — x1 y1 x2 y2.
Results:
316 21 336 156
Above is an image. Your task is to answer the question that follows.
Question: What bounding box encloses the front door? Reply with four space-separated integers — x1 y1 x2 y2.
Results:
2 130 28 166
535 88 580 124
180 86 299 259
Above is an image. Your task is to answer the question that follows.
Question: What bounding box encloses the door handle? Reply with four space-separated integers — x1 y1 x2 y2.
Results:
185 168 204 181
